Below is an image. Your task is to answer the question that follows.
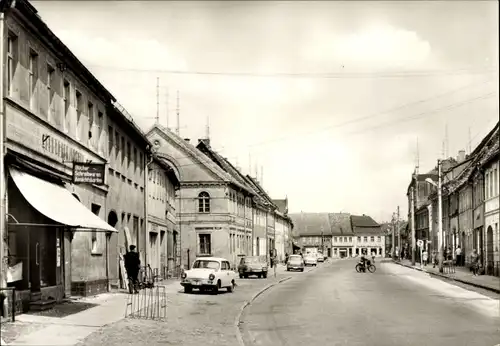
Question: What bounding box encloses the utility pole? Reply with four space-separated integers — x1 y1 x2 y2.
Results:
397 205 400 257
437 159 444 273
411 177 416 266
176 90 180 136
391 213 395 259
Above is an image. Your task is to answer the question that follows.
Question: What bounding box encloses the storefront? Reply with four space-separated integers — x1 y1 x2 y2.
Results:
5 156 117 311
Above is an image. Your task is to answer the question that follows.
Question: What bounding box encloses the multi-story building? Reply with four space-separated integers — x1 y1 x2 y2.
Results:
272 198 293 261
106 104 150 291
0 0 150 310
329 213 353 258
480 127 499 275
351 215 385 257
146 155 179 279
146 125 260 269
289 213 332 256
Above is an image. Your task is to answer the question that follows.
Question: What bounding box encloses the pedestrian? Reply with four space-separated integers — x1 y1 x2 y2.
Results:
470 249 479 276
422 249 428 266
124 245 140 294
285 253 289 265
431 250 437 268
455 245 462 266
395 247 399 261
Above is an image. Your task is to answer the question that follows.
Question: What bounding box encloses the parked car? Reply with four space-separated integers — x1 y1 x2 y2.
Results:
238 256 268 278
287 254 305 272
181 257 236 294
304 254 318 266
316 253 325 262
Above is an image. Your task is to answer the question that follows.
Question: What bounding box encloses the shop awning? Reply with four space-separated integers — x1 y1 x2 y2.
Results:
9 167 117 232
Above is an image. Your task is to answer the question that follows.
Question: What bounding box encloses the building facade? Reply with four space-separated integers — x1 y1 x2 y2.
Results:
482 140 499 275
351 215 385 257
146 156 179 279
272 198 293 262
0 0 143 311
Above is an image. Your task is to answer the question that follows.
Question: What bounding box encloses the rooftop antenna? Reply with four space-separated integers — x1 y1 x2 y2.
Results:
205 115 210 140
468 127 472 154
255 164 258 181
415 137 420 175
248 153 252 176
166 87 169 129
176 90 180 136
260 165 264 187
444 123 449 158
156 77 160 124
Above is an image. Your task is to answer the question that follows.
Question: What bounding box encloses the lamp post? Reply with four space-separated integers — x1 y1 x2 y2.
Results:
425 159 443 273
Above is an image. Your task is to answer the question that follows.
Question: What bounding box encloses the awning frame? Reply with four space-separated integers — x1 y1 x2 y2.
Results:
7 212 114 233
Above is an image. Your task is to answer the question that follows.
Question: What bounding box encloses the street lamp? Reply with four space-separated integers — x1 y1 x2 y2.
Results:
425 159 443 273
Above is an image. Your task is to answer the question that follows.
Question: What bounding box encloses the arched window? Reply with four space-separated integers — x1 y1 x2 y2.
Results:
198 191 210 213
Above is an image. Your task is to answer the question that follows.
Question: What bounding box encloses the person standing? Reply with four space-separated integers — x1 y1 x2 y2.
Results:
124 245 141 294
470 249 479 276
422 249 428 266
455 245 462 266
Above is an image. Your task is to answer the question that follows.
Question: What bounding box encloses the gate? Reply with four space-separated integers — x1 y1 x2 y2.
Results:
125 285 167 321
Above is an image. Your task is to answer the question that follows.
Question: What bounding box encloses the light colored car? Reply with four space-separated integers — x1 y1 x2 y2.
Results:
316 253 325 262
304 254 318 266
180 257 236 294
287 254 305 272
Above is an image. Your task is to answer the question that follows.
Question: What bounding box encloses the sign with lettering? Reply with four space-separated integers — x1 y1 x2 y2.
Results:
73 162 106 185
6 102 103 166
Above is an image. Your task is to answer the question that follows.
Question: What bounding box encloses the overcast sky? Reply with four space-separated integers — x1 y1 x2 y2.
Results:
32 1 499 222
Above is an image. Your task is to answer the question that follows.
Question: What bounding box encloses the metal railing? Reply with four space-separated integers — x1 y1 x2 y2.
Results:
125 285 167 321
0 287 17 322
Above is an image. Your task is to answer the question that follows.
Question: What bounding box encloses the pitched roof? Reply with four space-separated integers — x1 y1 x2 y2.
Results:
146 124 236 184
288 213 332 236
351 215 382 235
196 140 257 194
328 213 354 235
272 199 288 214
245 175 275 207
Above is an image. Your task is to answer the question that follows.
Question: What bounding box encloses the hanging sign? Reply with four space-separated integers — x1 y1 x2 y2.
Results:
73 162 106 185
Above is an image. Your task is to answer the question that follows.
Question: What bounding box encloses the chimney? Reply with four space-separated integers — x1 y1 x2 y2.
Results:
198 138 210 147
457 150 466 162
184 138 190 143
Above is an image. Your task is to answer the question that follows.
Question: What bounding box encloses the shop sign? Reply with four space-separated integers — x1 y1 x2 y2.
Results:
73 162 106 185
6 103 101 165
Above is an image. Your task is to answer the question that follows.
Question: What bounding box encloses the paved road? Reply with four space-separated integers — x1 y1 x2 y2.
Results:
76 266 316 346
240 259 500 346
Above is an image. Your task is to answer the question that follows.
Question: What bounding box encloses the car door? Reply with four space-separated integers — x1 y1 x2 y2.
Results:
223 261 232 286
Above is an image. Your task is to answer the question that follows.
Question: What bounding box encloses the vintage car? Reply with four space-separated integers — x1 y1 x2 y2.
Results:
304 254 318 266
238 255 268 278
287 254 305 272
180 257 237 294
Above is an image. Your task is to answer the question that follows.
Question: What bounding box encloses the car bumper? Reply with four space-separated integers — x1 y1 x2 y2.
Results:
181 279 216 288
287 266 303 270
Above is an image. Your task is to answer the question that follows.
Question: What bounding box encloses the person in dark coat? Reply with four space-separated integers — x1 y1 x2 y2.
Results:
124 245 140 294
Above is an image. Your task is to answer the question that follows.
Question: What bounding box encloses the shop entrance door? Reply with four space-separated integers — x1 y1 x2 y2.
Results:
29 230 41 293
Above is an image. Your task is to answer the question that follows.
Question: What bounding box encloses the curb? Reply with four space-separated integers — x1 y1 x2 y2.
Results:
393 261 500 294
234 276 292 346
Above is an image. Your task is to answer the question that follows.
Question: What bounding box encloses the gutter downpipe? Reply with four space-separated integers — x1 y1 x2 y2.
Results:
0 10 7 296
144 152 153 267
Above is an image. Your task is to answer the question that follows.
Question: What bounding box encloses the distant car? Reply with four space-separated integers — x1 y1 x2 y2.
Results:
316 253 325 262
304 254 318 266
238 256 268 278
181 257 236 294
287 254 305 272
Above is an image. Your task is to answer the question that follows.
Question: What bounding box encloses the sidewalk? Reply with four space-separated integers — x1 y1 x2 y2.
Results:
394 259 500 294
0 279 180 346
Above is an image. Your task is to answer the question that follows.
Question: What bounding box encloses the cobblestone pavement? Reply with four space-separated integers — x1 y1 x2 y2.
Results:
76 264 320 346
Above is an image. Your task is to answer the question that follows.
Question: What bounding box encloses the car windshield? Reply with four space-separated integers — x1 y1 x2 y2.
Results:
289 256 302 263
244 257 259 264
193 260 220 270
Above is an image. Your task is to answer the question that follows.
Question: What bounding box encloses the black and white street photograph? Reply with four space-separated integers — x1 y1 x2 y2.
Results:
0 0 499 345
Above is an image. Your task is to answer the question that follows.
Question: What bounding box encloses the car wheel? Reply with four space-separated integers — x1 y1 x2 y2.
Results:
262 272 267 279
300 268 304 272
227 280 235 293
239 274 243 279
184 286 192 294
212 281 220 295
244 274 249 279
258 273 262 278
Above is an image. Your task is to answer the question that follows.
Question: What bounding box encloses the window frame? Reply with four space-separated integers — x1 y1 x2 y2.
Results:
198 191 211 213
